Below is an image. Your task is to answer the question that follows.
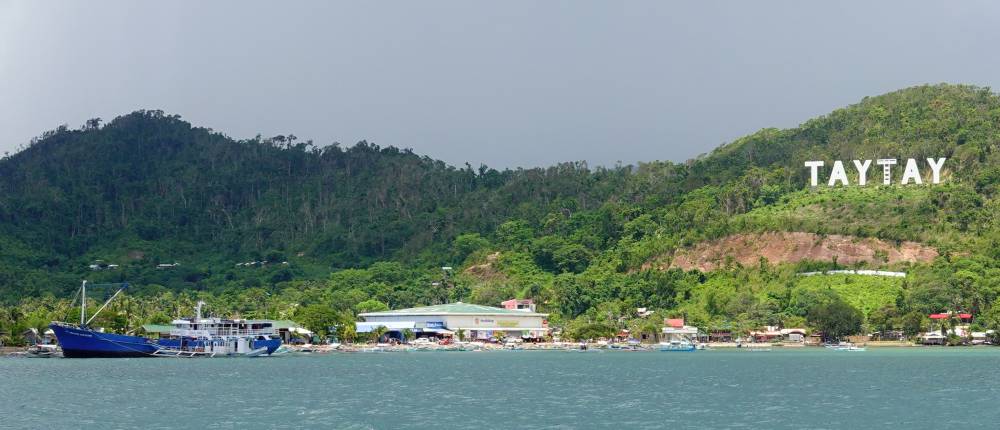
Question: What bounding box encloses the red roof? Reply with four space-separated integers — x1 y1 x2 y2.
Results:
665 318 684 328
929 313 972 319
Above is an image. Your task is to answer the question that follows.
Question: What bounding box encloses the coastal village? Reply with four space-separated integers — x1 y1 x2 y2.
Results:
3 295 992 357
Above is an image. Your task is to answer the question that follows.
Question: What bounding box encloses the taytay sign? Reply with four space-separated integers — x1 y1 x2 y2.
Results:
804 158 946 187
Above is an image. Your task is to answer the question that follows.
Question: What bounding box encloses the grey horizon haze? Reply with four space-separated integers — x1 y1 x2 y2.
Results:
2 1 999 169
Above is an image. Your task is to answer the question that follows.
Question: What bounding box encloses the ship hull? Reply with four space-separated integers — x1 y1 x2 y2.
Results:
155 337 282 355
254 338 282 354
49 323 159 358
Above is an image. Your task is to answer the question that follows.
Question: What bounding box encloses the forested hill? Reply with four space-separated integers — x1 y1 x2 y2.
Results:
3 84 1000 338
0 110 641 298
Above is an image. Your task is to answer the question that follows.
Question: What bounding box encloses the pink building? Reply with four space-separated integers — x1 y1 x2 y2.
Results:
501 299 536 312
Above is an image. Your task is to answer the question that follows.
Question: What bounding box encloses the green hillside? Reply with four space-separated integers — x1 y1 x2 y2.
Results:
4 83 1000 343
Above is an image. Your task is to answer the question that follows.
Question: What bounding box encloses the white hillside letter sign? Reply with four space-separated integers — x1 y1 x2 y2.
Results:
804 161 824 187
828 161 849 186
901 158 923 185
876 159 897 185
927 157 946 184
852 159 871 186
804 157 946 187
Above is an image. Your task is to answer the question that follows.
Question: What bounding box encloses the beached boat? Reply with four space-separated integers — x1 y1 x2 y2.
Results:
50 282 162 358
24 344 62 358
50 282 281 358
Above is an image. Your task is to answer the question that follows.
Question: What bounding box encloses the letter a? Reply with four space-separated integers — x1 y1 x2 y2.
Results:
805 161 824 187
901 158 922 185
828 161 849 186
853 160 871 186
927 158 946 184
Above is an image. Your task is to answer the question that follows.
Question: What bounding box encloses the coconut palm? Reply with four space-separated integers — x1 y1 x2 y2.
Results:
370 325 389 344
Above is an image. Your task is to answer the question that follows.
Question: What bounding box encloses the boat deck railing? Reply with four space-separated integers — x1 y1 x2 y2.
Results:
169 328 275 338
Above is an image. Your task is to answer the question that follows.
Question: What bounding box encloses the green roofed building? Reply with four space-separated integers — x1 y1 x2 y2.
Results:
140 324 175 337
358 301 549 341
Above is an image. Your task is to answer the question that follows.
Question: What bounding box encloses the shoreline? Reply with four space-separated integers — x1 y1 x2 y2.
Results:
6 341 988 357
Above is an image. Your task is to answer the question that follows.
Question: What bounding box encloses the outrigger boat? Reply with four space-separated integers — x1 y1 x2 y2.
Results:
150 302 282 357
24 344 62 358
828 342 866 352
49 281 281 358
658 339 697 352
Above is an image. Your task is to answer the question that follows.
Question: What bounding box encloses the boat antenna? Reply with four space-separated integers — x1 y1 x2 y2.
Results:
85 283 129 327
80 280 87 326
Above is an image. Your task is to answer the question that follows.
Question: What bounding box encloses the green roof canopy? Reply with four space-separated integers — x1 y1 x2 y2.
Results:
359 302 547 317
269 320 301 330
141 324 174 334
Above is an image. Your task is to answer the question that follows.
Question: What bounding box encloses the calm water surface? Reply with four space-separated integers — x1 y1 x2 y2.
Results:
2 348 999 429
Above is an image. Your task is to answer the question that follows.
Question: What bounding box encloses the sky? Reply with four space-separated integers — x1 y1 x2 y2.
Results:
2 1 999 168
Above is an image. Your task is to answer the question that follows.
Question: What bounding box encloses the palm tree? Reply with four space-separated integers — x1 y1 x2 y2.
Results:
370 325 389 344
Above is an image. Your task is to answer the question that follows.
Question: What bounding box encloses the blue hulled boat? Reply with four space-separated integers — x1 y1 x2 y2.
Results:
50 282 282 358
49 322 159 358
49 281 160 358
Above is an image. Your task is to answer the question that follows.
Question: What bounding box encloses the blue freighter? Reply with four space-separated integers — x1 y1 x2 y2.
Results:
50 282 281 358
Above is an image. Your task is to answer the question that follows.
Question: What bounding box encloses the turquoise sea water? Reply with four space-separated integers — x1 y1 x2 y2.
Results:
2 348 999 429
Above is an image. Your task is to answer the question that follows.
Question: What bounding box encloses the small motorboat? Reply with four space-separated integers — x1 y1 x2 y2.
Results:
25 344 62 358
831 342 866 351
659 340 696 352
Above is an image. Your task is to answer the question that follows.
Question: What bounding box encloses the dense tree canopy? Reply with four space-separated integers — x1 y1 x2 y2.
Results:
4 84 1000 344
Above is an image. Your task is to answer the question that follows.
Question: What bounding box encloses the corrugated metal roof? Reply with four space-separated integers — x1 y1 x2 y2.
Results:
359 302 547 317
269 320 301 329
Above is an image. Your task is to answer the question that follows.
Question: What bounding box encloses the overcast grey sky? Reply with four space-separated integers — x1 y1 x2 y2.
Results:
2 1 999 168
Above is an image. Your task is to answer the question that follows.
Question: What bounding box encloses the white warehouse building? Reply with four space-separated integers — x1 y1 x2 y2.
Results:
357 302 549 340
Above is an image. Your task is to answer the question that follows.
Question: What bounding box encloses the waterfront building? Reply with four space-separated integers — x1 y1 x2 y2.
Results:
919 332 946 345
661 318 701 343
750 327 807 343
708 329 733 343
357 302 549 341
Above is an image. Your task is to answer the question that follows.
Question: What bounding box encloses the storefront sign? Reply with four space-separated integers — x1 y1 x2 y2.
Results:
804 158 946 187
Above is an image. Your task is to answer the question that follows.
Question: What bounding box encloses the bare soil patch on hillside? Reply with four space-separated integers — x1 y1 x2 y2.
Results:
463 252 508 281
645 232 938 272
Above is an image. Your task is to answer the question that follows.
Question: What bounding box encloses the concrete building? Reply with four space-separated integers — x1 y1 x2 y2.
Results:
501 299 536 312
357 302 549 341
661 318 700 343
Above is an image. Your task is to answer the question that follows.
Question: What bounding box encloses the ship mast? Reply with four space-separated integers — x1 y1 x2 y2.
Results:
85 283 129 326
80 280 87 326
